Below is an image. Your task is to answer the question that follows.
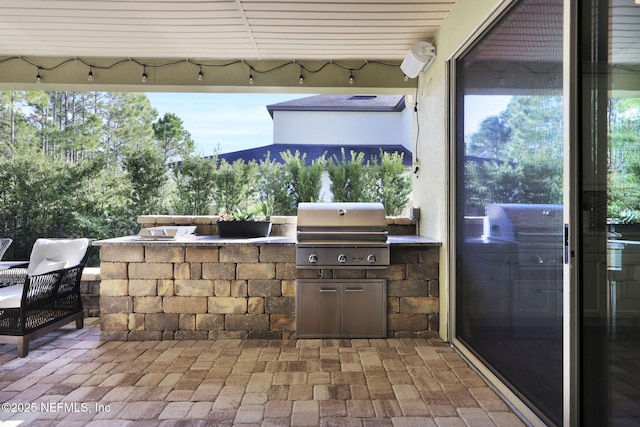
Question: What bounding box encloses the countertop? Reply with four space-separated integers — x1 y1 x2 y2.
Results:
93 234 441 247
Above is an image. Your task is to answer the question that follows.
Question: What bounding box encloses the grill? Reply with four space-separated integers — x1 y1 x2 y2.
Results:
296 202 390 269
484 203 563 268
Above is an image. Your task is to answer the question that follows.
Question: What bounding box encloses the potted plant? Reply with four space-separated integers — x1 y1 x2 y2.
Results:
217 204 272 238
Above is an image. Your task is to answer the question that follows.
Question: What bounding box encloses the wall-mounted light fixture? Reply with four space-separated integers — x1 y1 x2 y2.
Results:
401 41 436 79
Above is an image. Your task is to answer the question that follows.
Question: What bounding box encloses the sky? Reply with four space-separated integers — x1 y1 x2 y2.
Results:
146 92 313 156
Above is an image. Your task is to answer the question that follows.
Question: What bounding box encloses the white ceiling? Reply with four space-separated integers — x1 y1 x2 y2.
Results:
0 0 457 61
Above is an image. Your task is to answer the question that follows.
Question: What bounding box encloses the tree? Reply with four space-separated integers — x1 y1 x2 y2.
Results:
122 143 168 216
172 154 217 215
153 112 195 163
467 115 511 160
370 151 412 215
257 152 293 216
280 150 326 211
328 148 371 202
212 158 257 214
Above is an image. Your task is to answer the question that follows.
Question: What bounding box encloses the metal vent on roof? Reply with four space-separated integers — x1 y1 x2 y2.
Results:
348 95 377 100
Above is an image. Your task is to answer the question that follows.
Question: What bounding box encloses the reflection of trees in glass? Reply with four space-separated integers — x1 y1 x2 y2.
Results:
464 95 563 214
608 98 640 222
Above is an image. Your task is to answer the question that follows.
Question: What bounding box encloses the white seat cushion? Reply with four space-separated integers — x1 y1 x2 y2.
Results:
27 238 90 277
0 284 23 308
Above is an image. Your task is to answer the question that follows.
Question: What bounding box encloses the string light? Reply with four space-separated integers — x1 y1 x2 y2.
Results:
0 56 408 86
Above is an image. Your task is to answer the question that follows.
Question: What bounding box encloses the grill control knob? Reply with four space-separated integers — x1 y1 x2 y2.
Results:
367 254 377 264
338 254 348 263
308 254 318 263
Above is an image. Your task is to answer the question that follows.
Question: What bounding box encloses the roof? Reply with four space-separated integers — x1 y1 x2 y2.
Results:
267 94 406 117
214 144 412 167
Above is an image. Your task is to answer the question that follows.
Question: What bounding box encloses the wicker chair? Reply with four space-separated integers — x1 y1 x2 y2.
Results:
0 238 92 357
0 238 11 260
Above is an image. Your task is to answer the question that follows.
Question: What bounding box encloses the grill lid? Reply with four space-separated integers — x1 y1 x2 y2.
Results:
484 203 562 243
296 202 388 243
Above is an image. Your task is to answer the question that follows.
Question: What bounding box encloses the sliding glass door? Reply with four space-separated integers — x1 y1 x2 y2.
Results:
579 0 640 425
453 0 564 424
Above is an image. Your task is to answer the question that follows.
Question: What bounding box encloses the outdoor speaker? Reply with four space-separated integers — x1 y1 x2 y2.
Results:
401 41 436 79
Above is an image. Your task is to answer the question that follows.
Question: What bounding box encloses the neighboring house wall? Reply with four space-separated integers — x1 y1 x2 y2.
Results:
272 108 412 150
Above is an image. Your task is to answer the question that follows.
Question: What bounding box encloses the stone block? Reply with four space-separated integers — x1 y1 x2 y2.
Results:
407 263 438 281
134 296 163 313
129 313 145 330
101 296 133 314
260 245 295 262
145 313 179 331
428 279 439 297
249 330 283 339
158 280 174 296
202 263 236 280
190 263 202 280
387 280 429 297
387 297 400 313
388 314 428 331
129 330 163 341
367 264 405 280
175 331 209 340
220 246 259 263
428 313 439 331
129 262 174 280
400 297 439 314
196 313 224 331
101 313 128 331
179 313 196 330
231 280 248 297
390 247 420 265
175 279 214 297
211 330 247 339
265 296 296 314
100 280 129 296
174 263 191 280
270 314 295 331
99 262 128 280
237 263 275 280
186 246 219 263
209 297 247 314
276 263 297 280
248 279 281 297
101 330 128 341
225 314 269 331
100 245 144 263
214 280 231 296
420 247 440 265
282 280 296 297
248 297 264 314
145 246 184 263
163 296 208 313
129 279 157 296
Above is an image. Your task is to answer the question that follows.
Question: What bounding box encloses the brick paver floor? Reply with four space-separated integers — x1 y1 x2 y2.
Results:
0 319 525 426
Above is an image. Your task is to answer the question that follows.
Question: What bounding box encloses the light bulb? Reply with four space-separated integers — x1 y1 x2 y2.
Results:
88 69 94 81
249 73 254 85
198 69 203 81
141 71 147 83
299 74 304 85
349 72 354 85
36 70 42 83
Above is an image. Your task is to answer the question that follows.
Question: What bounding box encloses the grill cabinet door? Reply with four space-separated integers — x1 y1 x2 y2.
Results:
296 279 386 338
342 280 386 338
297 281 341 338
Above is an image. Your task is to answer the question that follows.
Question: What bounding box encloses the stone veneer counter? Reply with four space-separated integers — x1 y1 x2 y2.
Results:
93 235 440 341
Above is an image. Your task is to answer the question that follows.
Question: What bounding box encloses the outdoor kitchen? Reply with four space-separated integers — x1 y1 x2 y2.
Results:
93 203 440 341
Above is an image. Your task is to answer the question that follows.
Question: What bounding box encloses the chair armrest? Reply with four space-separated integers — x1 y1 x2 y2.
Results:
0 267 28 288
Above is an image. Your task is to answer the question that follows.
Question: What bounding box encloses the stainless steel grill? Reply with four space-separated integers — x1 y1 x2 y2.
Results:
296 202 390 269
484 203 563 268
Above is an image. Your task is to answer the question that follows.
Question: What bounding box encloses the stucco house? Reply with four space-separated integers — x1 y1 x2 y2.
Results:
218 93 413 203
